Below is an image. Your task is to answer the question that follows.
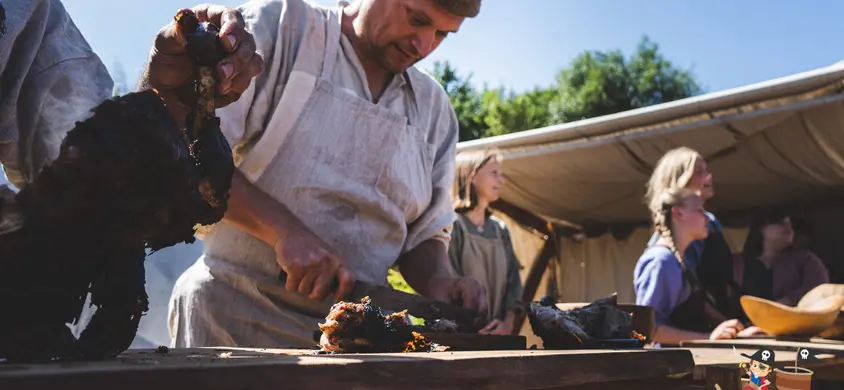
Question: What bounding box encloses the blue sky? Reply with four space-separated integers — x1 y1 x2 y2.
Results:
60 0 844 96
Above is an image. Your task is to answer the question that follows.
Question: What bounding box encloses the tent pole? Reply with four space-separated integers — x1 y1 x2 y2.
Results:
512 237 557 334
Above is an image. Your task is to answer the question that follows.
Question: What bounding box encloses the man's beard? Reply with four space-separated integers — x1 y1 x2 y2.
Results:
366 42 416 74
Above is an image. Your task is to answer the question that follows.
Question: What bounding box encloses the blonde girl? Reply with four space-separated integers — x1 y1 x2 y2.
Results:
450 148 524 335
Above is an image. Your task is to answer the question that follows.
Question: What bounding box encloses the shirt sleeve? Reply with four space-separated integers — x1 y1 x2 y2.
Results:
500 224 525 315
0 0 113 188
402 87 458 253
217 0 323 164
634 249 686 327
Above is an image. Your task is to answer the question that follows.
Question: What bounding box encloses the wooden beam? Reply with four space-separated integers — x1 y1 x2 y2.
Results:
522 238 557 304
512 237 557 334
488 198 560 336
490 199 551 236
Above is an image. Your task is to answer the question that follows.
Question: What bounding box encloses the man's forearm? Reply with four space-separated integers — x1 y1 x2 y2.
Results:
397 239 454 297
221 169 307 246
138 67 190 129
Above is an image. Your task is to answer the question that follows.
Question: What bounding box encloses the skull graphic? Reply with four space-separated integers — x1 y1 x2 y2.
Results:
801 349 810 360
761 350 771 361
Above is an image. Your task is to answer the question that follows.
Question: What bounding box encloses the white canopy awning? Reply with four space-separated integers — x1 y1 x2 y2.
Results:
457 61 844 230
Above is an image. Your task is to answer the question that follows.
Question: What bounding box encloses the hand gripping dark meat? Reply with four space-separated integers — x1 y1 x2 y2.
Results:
176 9 234 224
0 11 234 363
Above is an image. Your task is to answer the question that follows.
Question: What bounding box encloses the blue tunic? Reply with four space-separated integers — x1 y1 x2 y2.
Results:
633 246 692 327
646 211 723 278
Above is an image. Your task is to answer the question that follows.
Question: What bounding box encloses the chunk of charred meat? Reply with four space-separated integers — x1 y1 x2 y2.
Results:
0 10 236 364
318 297 448 353
527 293 637 349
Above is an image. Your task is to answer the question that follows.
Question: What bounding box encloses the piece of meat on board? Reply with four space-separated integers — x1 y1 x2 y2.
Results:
527 293 636 349
318 297 448 353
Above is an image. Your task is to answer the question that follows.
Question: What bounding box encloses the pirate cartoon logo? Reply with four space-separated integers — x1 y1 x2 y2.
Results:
740 348 780 390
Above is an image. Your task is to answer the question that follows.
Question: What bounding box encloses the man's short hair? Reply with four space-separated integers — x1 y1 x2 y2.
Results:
435 0 481 18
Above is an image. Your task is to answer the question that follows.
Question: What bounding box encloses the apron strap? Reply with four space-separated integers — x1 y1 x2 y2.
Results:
320 6 342 80
238 6 343 182
402 73 422 127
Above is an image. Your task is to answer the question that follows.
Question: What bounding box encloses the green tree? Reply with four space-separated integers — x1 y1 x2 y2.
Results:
550 35 702 123
430 61 489 141
110 61 130 97
482 87 556 137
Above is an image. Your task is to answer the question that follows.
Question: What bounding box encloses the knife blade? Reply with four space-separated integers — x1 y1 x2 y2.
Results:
277 270 486 332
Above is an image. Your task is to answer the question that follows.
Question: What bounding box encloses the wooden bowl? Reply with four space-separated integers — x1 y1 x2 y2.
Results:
741 295 844 337
555 303 655 341
797 284 844 340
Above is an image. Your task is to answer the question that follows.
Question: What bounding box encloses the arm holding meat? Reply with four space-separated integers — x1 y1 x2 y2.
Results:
138 4 264 129
224 170 355 301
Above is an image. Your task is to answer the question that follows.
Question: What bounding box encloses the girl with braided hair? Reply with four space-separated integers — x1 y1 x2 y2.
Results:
644 148 759 328
634 188 762 346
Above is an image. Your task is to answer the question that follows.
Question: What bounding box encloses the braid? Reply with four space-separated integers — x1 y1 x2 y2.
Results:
651 202 687 272
651 187 707 268
651 187 705 290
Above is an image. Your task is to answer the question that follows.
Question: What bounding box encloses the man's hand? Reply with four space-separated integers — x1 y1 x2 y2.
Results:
426 276 488 314
142 5 264 116
273 232 356 302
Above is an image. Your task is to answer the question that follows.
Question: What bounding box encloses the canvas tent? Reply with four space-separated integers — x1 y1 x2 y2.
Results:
456 61 844 339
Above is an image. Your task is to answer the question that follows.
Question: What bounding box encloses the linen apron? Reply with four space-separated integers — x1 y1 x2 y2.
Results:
453 217 509 321
169 5 434 348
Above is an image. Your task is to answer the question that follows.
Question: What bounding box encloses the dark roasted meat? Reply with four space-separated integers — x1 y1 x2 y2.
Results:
318 297 448 353
428 319 459 334
0 10 235 363
527 293 637 349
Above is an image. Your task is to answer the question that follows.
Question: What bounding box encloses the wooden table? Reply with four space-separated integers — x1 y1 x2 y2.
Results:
0 347 695 390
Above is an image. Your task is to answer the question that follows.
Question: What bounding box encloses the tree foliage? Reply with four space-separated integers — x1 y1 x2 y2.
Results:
429 35 703 142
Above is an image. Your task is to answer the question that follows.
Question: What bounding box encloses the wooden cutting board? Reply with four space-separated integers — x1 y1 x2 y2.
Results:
312 330 526 351
421 333 527 351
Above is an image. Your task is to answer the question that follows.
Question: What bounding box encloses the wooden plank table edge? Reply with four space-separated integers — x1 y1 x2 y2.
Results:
0 348 696 390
